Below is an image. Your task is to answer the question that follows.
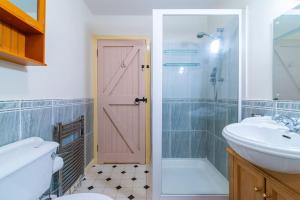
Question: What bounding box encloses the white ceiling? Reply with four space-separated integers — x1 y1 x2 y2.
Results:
84 0 246 15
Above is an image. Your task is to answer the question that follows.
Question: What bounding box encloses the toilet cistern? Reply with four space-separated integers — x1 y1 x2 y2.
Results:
0 137 113 200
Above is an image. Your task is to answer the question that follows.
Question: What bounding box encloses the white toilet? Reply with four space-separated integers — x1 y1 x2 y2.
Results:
0 137 113 200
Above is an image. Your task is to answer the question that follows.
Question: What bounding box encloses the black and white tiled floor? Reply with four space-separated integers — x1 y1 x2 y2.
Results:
74 164 152 200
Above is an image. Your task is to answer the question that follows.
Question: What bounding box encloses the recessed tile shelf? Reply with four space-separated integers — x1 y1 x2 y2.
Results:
163 49 201 54
163 63 201 67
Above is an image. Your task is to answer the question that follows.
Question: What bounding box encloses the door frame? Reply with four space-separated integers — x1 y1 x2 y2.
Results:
152 9 243 200
92 35 151 164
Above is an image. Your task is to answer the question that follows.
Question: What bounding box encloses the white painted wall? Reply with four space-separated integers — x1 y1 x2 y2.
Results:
0 0 92 100
90 15 152 37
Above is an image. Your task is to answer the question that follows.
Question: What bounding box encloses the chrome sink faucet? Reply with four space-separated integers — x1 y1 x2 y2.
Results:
273 114 300 133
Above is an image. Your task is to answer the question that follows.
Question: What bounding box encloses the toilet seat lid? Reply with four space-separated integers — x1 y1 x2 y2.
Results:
56 193 113 200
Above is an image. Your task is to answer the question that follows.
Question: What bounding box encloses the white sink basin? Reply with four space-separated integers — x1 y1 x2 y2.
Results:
241 116 289 131
223 119 300 174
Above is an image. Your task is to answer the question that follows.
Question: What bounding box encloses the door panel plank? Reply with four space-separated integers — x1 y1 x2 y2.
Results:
103 104 138 152
97 39 146 164
104 46 140 95
106 96 137 105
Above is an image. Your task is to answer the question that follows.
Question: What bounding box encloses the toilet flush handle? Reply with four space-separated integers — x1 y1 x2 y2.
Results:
51 152 57 160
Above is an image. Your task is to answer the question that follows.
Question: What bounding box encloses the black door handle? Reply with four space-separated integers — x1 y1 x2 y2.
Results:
135 97 147 104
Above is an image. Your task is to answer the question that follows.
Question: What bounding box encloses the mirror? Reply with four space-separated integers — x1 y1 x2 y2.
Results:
9 0 38 20
273 5 300 101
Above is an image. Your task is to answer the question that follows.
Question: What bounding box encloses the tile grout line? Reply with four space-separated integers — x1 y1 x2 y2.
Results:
51 99 54 125
18 100 22 140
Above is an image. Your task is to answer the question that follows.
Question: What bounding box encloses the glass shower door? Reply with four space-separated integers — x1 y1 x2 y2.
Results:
152 9 242 200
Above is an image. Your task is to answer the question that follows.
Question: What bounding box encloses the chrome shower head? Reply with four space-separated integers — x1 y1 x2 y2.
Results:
196 32 209 39
196 32 216 40
197 28 224 40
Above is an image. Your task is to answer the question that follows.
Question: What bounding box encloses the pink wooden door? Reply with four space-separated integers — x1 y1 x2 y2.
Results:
97 40 146 164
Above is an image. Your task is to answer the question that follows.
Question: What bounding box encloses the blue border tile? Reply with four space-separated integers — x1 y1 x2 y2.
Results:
21 100 52 109
0 101 20 112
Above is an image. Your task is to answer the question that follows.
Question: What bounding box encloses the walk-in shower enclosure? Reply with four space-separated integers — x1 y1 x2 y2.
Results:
152 10 242 200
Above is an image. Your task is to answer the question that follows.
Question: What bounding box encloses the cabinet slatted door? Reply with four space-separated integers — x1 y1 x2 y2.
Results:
233 158 265 200
266 179 300 200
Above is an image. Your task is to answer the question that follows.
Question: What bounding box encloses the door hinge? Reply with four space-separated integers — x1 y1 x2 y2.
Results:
97 144 99 152
141 65 150 69
97 48 99 57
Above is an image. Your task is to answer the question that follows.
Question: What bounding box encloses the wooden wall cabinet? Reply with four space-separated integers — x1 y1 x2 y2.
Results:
228 148 300 200
0 0 46 66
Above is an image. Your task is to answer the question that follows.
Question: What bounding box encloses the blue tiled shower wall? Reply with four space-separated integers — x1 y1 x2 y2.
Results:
162 98 238 178
0 98 94 166
163 99 300 179
242 100 300 119
207 99 238 178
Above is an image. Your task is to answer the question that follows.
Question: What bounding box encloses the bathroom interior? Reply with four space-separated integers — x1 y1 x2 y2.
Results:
0 0 300 200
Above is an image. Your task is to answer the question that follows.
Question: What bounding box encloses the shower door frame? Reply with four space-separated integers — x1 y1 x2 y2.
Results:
152 9 243 200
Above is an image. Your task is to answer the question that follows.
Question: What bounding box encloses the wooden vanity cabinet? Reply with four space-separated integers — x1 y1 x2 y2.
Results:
265 179 300 200
232 156 265 200
228 148 300 200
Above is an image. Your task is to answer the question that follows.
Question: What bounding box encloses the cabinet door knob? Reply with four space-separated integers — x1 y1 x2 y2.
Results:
254 187 261 192
262 193 272 199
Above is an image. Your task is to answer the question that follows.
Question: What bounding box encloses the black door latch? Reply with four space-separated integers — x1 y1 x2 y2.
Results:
135 97 147 104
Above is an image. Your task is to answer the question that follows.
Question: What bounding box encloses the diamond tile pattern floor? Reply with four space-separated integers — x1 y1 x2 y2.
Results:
74 164 152 200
